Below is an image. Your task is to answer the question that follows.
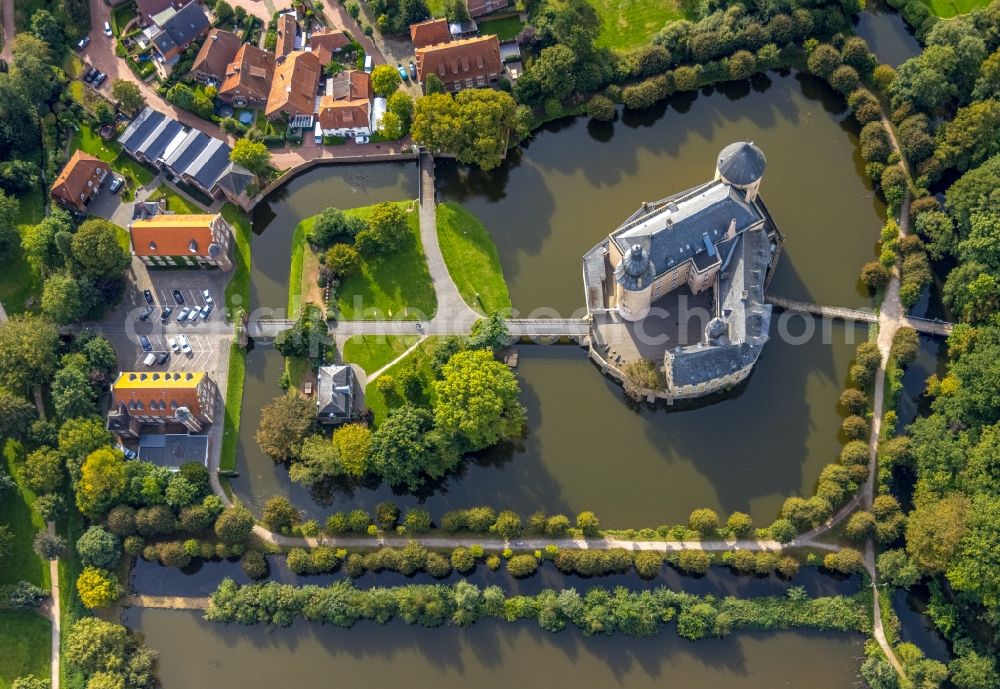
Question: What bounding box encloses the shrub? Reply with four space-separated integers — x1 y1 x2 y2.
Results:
214 504 254 543
845 511 876 541
728 549 756 572
507 553 539 578
451 547 475 573
262 497 300 533
829 64 859 94
375 501 399 530
860 261 890 292
403 509 431 533
158 540 191 568
492 510 522 539
676 550 711 574
841 439 870 466
839 388 867 415
848 88 882 124
807 44 841 78
586 94 615 121
891 328 919 365
76 526 120 569
239 553 266 585
634 551 663 579
860 121 891 163
727 512 753 536
486 554 501 570
768 518 797 543
688 508 720 536
76 567 121 608
776 556 800 578
842 415 869 440
823 548 864 574
425 552 452 578
576 511 600 536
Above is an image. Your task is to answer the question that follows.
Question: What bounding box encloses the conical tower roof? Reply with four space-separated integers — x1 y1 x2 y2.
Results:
717 141 766 186
614 244 656 291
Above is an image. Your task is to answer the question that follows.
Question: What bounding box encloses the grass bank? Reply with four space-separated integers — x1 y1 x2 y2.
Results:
436 201 510 315
919 0 991 16
364 337 441 425
342 335 420 374
219 204 253 473
0 611 51 689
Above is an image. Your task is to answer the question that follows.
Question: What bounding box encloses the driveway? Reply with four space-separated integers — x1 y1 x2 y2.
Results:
269 134 414 167
82 0 229 141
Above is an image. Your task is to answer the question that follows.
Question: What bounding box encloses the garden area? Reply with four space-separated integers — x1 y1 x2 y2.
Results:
588 0 694 49
0 611 51 689
70 124 158 201
220 203 253 474
436 201 510 315
289 201 436 321
363 337 441 424
478 15 525 41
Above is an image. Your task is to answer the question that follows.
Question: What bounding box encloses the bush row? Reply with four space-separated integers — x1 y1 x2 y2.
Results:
205 578 872 639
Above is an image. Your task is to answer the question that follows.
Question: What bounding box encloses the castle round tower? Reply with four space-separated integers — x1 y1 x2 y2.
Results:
715 141 766 202
614 244 656 322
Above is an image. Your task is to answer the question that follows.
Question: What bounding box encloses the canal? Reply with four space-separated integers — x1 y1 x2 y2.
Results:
236 70 885 527
126 608 867 689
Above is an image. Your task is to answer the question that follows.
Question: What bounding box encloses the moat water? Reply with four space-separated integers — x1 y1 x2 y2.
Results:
236 70 882 527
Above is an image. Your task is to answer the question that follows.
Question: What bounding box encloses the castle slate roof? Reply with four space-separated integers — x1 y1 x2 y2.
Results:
613 180 764 280
717 141 766 186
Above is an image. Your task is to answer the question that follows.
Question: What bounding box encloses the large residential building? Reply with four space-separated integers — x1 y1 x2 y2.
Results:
130 213 233 270
191 28 242 83
144 1 211 74
582 142 783 400
50 150 110 213
275 13 298 59
415 35 502 91
316 365 356 424
118 107 254 208
318 70 376 137
218 43 275 107
410 18 450 49
107 371 219 439
466 0 507 18
308 29 351 65
266 50 321 120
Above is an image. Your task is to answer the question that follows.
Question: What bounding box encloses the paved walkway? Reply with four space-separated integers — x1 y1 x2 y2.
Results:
123 595 211 610
41 522 61 689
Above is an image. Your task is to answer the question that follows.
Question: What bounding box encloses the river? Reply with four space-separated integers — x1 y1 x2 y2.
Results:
126 608 867 689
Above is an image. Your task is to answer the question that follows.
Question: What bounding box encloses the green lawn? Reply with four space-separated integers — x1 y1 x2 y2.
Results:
219 203 252 474
111 2 137 36
589 0 691 49
919 0 991 15
219 343 246 473
0 611 51 689
426 0 447 16
343 335 420 374
478 15 525 41
0 242 42 314
70 125 157 196
1 441 50 589
336 201 437 320
288 216 310 317
147 185 200 214
436 201 511 315
364 337 441 425
222 203 253 319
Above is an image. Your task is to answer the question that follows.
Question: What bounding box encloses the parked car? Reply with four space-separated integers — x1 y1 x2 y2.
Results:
202 289 214 304
143 352 156 366
364 55 373 73
355 135 370 144
77 36 90 50
177 306 191 321
104 21 113 37
185 308 199 322
83 68 98 83
138 306 153 321
159 306 173 322
143 289 155 306
109 176 124 193
155 351 170 365
172 289 185 304
139 335 152 352
177 334 192 355
116 444 138 460
409 61 417 79
397 64 409 80
169 336 180 353
199 304 212 319
93 72 107 87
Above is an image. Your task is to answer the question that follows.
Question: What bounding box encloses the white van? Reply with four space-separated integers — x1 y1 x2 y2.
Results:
143 352 156 367
314 121 323 144
364 55 373 73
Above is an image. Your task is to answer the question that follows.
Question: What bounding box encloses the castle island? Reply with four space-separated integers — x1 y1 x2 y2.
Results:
584 142 784 401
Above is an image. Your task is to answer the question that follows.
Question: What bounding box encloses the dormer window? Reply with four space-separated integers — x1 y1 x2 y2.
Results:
189 239 198 253
149 241 157 251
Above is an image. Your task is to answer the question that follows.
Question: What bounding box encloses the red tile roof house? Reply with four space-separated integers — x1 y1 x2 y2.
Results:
50 150 111 213
275 13 298 59
415 35 502 92
129 213 234 270
218 43 275 108
308 29 351 65
466 0 508 18
318 70 373 137
410 18 451 49
265 50 322 121
190 28 242 83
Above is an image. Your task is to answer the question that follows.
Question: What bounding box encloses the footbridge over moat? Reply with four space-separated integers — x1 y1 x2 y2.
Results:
765 295 954 337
